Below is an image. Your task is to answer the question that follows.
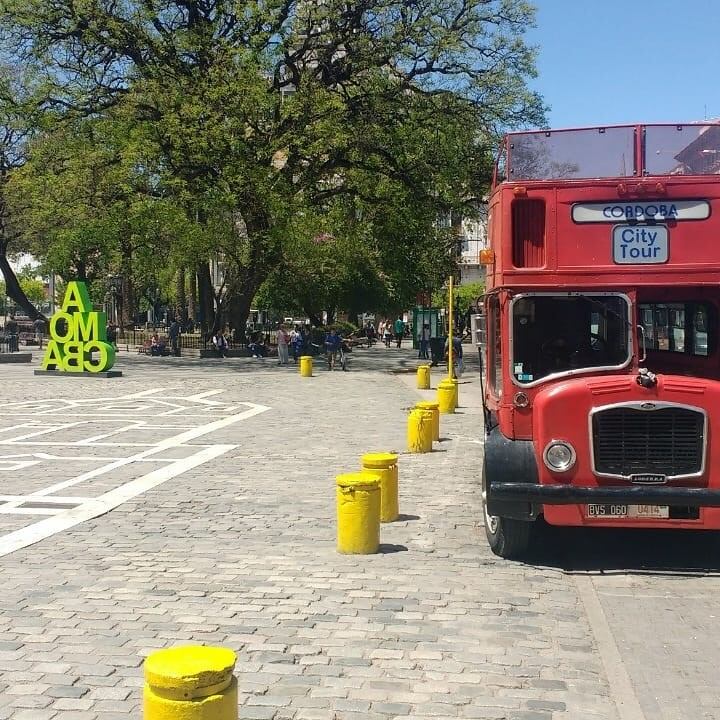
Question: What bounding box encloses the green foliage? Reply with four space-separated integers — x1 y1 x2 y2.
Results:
0 0 545 328
433 280 485 318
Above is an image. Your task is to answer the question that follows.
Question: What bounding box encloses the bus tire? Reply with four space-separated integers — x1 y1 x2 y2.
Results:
482 467 531 559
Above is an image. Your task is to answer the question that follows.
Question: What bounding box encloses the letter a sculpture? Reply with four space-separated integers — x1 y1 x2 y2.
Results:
38 281 120 376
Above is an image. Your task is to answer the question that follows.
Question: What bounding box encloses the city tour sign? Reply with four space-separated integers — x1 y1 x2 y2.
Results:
40 281 117 374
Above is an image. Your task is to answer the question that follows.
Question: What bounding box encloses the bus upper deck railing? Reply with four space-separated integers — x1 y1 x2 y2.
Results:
502 123 720 183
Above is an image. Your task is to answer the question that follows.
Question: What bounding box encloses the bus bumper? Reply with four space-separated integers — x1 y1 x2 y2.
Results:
490 483 720 507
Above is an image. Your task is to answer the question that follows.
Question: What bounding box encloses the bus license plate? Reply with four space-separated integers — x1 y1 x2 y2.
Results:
586 504 669 519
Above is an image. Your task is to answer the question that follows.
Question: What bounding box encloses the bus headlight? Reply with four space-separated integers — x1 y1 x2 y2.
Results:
543 440 576 473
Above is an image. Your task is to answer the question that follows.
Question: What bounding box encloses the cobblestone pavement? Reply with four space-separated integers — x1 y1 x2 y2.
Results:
0 347 716 719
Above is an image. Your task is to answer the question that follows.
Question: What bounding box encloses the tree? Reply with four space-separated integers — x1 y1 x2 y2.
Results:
7 113 200 327
0 0 545 335
0 65 48 319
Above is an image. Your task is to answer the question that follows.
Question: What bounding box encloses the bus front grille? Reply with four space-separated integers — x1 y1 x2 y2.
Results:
592 405 705 479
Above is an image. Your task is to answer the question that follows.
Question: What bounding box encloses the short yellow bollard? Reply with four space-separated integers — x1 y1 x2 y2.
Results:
437 378 456 414
407 409 433 453
452 378 459 409
299 355 313 377
143 645 237 720
361 452 399 523
416 401 440 442
416 364 431 390
336 472 381 554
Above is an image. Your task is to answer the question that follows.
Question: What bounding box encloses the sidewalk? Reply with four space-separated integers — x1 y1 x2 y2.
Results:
0 349 616 719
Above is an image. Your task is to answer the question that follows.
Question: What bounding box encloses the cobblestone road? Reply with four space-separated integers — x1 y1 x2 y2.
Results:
0 348 717 719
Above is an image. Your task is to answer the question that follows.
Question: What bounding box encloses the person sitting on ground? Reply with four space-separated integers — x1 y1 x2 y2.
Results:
212 330 229 357
248 331 267 358
150 332 165 356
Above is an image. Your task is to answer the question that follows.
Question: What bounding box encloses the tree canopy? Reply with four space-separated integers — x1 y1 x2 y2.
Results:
0 0 545 331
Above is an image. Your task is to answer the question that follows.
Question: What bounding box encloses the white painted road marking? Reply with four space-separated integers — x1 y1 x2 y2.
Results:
0 392 271 557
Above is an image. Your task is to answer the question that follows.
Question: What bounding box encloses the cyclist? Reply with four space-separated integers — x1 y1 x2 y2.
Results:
324 328 343 370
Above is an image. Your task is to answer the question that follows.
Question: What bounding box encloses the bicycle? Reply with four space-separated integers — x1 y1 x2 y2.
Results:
324 343 349 371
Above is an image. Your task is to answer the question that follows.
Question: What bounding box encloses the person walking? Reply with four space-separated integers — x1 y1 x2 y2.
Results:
393 316 405 348
445 331 464 378
382 320 392 348
276 324 290 365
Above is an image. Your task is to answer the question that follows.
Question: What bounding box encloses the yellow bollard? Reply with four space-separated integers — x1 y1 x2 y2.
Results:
361 452 399 522
143 645 237 720
299 355 313 377
416 401 440 442
437 378 456 414
452 378 459 409
407 409 433 453
416 364 431 390
336 472 381 554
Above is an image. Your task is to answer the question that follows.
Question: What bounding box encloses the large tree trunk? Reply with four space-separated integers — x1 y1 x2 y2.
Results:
226 278 261 344
0 250 46 321
197 261 215 339
304 307 323 327
174 267 186 323
119 239 135 328
120 275 134 329
187 271 197 325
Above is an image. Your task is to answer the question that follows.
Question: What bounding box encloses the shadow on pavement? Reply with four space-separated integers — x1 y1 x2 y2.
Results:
379 543 409 553
523 520 720 575
113 345 456 376
394 514 420 522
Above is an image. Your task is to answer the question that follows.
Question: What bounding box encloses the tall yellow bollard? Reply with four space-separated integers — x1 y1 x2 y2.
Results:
416 401 440 442
416 364 431 390
336 472 381 554
143 646 237 720
299 355 313 377
437 378 456 414
361 452 399 522
407 409 433 453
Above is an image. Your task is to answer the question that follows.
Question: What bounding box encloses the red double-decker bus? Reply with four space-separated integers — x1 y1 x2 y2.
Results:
482 123 720 558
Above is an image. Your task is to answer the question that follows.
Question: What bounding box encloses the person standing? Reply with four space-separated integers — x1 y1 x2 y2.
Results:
418 322 430 359
5 315 18 352
168 319 180 356
106 323 118 350
276 324 290 365
393 316 405 348
33 316 46 348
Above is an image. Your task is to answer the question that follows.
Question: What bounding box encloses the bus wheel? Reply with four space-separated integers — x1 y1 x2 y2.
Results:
482 468 531 559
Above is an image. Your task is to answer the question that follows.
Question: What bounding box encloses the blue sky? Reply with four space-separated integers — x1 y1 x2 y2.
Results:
525 0 720 128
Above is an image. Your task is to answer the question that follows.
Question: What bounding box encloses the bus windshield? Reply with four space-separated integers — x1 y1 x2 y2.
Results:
508 127 635 180
511 294 631 385
644 124 720 176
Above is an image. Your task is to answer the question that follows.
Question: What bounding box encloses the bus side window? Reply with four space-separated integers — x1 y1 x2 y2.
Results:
693 306 709 356
487 296 502 396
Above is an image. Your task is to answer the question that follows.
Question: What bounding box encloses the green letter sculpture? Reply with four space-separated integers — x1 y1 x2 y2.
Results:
41 281 116 373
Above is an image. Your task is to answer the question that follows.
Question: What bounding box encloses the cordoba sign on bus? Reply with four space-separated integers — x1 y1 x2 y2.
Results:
40 281 116 373
572 200 710 223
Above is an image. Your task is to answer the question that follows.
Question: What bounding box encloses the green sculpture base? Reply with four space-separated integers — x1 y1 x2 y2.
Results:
34 369 122 378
